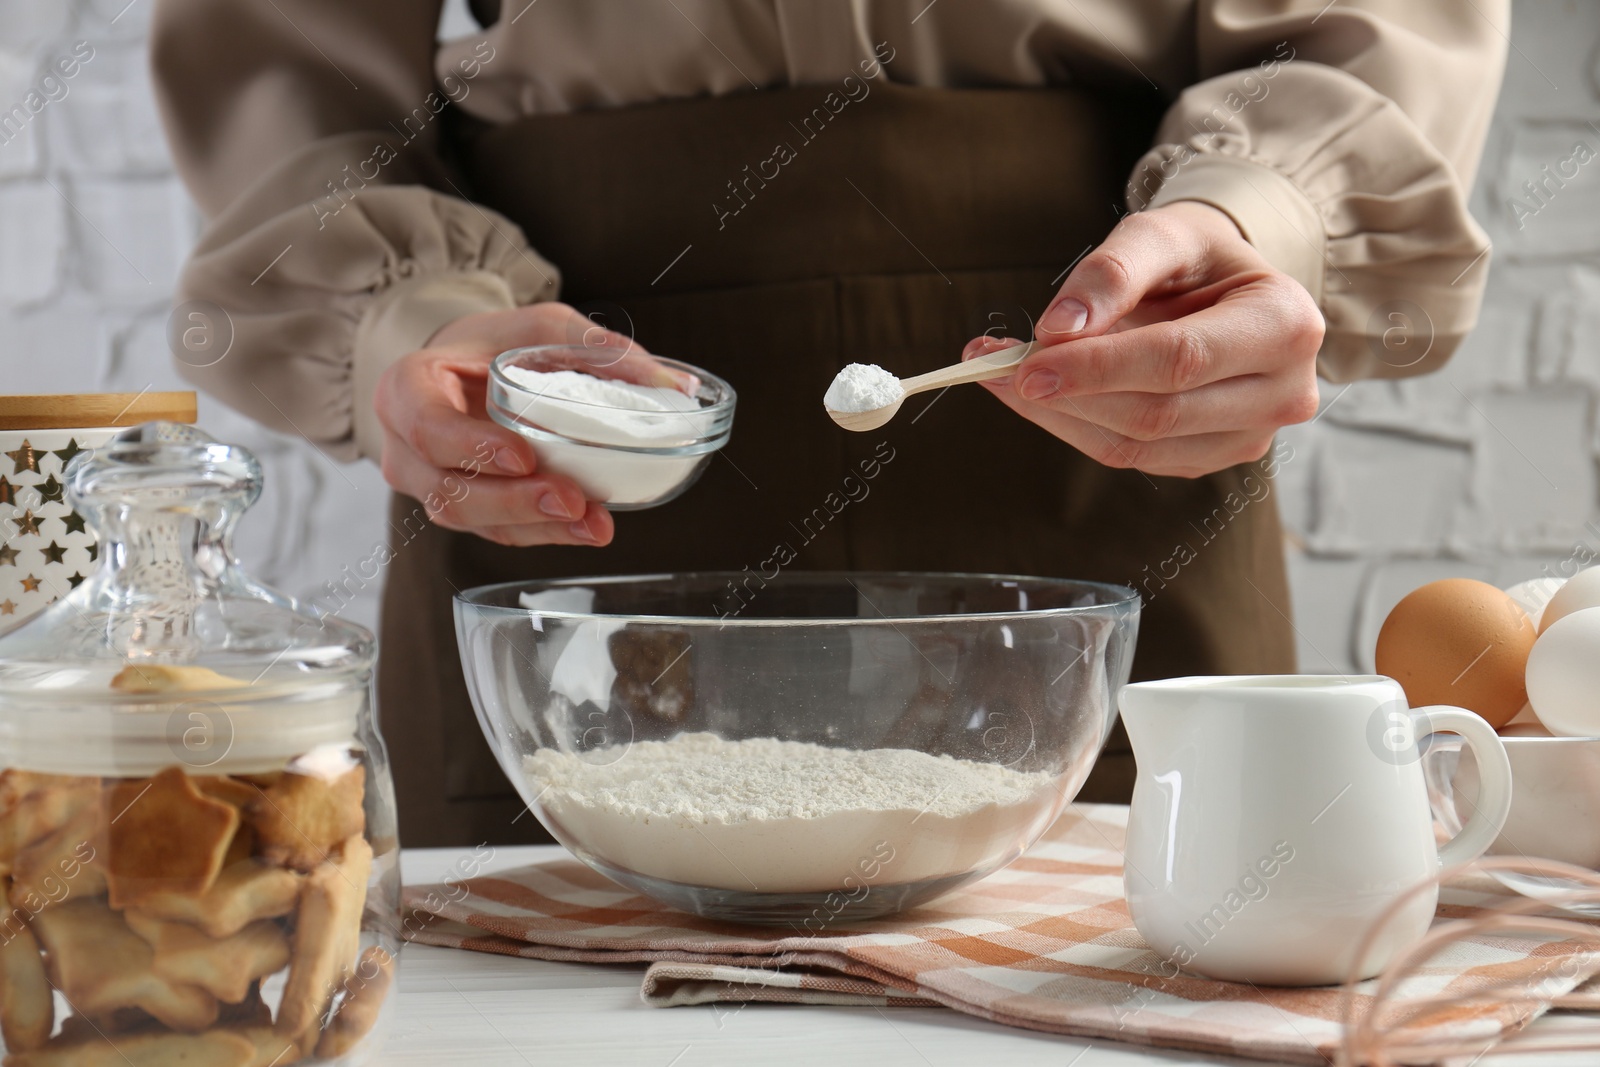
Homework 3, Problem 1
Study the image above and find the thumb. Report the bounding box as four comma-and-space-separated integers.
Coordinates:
428, 302, 601, 355
1036, 210, 1199, 345
377, 348, 539, 475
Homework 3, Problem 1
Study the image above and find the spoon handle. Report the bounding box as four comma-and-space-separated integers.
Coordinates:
899, 342, 1034, 397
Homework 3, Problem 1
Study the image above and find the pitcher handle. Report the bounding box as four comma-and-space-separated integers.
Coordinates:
1414, 706, 1513, 869
1419, 733, 1467, 836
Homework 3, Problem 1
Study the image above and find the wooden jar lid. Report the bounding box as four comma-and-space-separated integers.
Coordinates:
0, 392, 198, 431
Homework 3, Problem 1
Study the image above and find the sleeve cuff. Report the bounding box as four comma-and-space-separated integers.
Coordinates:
1143, 153, 1484, 382
1145, 154, 1327, 314
351, 269, 535, 462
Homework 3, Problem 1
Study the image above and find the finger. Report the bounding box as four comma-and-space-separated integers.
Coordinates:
1037, 211, 1204, 343
376, 355, 539, 475
961, 334, 1028, 387
428, 301, 689, 385
479, 523, 592, 548
491, 322, 697, 395
379, 431, 590, 527
566, 326, 701, 394
961, 334, 1025, 361
979, 378, 1276, 478
481, 508, 616, 548
1059, 372, 1321, 443
566, 506, 614, 546
1015, 276, 1313, 401
546, 308, 651, 365
505, 304, 690, 389
440, 302, 600, 355
588, 347, 701, 393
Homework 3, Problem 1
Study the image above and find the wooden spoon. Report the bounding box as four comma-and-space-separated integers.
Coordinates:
826, 342, 1035, 432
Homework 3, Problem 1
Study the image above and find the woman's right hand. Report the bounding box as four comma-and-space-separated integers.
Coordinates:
371, 302, 629, 548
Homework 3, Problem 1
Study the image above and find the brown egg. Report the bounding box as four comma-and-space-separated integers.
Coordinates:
1374, 578, 1536, 728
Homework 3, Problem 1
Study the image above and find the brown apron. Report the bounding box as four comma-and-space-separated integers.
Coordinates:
380, 82, 1297, 848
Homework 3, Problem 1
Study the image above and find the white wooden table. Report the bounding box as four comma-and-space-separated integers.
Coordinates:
388, 846, 1593, 1067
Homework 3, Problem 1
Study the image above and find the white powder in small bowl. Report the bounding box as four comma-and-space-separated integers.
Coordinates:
498, 366, 719, 505
824, 363, 902, 413
524, 732, 1059, 893
500, 367, 709, 447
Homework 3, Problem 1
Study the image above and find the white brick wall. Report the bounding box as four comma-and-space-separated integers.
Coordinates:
0, 0, 392, 631
1, 1, 1593, 662
1278, 1, 1600, 673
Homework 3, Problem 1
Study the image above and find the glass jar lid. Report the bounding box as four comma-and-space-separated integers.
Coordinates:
0, 422, 373, 774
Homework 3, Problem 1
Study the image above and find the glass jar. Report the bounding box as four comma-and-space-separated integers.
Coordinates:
0, 423, 399, 1065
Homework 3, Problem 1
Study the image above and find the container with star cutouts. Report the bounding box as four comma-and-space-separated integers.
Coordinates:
0, 392, 197, 632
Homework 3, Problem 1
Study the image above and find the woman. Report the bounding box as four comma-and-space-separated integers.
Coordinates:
152, 1, 1506, 846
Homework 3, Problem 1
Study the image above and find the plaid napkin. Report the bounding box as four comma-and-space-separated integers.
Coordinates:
402, 805, 1600, 1065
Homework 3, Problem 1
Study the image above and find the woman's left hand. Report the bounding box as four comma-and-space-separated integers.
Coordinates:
963, 201, 1324, 479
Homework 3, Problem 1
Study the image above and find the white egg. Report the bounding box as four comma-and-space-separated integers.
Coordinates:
1526, 606, 1600, 737
1504, 576, 1566, 629
1540, 567, 1600, 633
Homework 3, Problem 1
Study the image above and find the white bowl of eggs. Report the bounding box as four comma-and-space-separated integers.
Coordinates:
1378, 569, 1600, 912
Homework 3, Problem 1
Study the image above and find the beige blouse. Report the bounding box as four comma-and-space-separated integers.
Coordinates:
151, 0, 1508, 461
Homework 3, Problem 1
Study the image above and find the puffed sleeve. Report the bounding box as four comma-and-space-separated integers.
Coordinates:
151, 0, 559, 461
1126, 0, 1508, 382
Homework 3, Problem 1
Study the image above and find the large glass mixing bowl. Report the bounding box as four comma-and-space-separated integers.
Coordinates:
455, 573, 1139, 924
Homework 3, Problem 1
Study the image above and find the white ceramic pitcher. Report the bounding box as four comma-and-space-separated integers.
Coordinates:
1120, 675, 1513, 986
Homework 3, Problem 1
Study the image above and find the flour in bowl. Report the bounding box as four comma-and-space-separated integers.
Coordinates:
524, 732, 1059, 893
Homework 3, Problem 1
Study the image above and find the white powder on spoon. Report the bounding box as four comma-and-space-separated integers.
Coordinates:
824, 363, 902, 413
525, 732, 1058, 894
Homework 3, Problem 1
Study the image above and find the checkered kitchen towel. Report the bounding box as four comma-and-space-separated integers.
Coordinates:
402, 805, 1600, 1065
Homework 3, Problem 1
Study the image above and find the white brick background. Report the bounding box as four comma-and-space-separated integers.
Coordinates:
1275, 1, 1600, 673
0, 1, 1594, 663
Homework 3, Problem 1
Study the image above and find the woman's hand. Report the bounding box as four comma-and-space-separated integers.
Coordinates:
373, 302, 660, 548
964, 201, 1324, 479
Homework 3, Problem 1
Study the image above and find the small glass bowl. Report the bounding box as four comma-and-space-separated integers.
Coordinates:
487, 345, 735, 511
454, 572, 1140, 924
